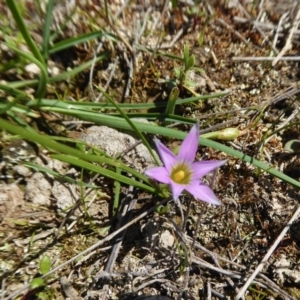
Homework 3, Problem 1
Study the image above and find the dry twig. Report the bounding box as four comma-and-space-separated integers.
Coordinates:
104, 186, 137, 273
4, 197, 171, 300
273, 3, 300, 66
232, 56, 300, 61
235, 205, 300, 300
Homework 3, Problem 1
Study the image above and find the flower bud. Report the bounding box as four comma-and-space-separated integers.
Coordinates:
217, 128, 240, 141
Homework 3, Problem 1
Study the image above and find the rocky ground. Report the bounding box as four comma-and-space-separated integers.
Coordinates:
1, 0, 300, 299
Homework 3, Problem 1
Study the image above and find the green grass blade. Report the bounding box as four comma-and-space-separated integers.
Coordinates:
24, 162, 100, 188
5, 110, 37, 131
4, 79, 37, 90
113, 165, 121, 216
166, 87, 179, 116
0, 117, 155, 189
50, 54, 108, 82
49, 32, 118, 54
25, 91, 228, 111
6, 0, 47, 98
0, 84, 29, 97
5, 44, 48, 98
200, 138, 300, 189
41, 0, 55, 62
0, 101, 40, 118
51, 154, 156, 193
6, 0, 45, 65
31, 110, 300, 189
5, 54, 107, 90
37, 103, 198, 123
95, 86, 160, 165
0, 95, 24, 114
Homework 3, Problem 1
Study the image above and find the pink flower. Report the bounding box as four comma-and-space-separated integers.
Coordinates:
145, 123, 226, 205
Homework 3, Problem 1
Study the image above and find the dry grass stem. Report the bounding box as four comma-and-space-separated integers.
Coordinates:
235, 205, 300, 299
272, 3, 300, 65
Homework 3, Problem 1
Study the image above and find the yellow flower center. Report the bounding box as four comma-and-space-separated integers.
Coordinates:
173, 170, 185, 182
170, 163, 192, 185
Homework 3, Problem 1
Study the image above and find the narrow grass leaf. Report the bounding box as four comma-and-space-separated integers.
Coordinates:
0, 117, 153, 186
113, 165, 121, 216
5, 44, 48, 98
29, 111, 300, 190
5, 54, 107, 90
49, 32, 118, 54
24, 162, 101, 188
0, 95, 24, 114
95, 86, 160, 165
165, 87, 179, 119
0, 84, 29, 98
26, 91, 229, 110
53, 154, 156, 193
41, 0, 55, 61
6, 0, 45, 65
0, 102, 40, 118
6, 0, 47, 98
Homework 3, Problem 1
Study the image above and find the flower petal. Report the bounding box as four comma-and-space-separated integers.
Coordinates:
185, 180, 222, 205
191, 160, 227, 179
154, 137, 176, 172
145, 166, 170, 184
169, 181, 185, 201
178, 123, 200, 162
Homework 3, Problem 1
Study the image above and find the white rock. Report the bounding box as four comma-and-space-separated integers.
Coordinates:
82, 126, 157, 173
52, 181, 78, 212
25, 63, 40, 75
13, 165, 32, 178
159, 230, 174, 248
273, 255, 300, 285
25, 172, 52, 206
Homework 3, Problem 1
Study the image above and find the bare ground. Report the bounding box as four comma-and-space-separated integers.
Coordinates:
1, 0, 300, 299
